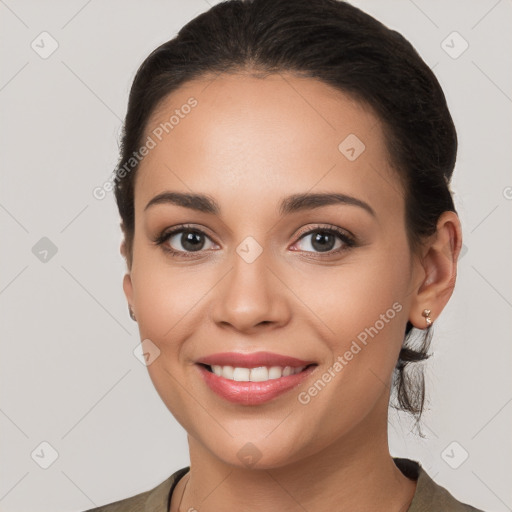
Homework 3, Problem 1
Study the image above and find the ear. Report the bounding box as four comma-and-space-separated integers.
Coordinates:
123, 272, 134, 308
120, 239, 134, 307
409, 211, 463, 328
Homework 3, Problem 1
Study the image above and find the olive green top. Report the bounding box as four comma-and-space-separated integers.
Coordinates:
83, 458, 485, 512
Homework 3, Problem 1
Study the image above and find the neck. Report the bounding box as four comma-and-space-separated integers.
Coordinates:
171, 402, 416, 512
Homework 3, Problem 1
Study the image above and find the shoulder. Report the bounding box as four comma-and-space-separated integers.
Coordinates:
394, 458, 487, 512
81, 467, 189, 512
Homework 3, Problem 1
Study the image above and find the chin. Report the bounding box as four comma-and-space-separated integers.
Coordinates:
194, 430, 316, 471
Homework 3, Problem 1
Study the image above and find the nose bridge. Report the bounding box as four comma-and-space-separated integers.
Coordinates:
212, 239, 287, 331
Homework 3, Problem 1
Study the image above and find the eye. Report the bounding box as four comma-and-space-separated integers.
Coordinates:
154, 223, 356, 259
154, 225, 217, 257
291, 225, 356, 255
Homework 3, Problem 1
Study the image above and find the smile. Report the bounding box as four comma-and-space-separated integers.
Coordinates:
207, 364, 307, 381
195, 352, 318, 405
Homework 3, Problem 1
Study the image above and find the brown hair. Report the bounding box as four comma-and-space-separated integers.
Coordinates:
113, 0, 458, 422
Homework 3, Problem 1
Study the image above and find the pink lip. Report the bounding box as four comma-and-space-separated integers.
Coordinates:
197, 365, 316, 405
195, 351, 317, 405
197, 351, 315, 368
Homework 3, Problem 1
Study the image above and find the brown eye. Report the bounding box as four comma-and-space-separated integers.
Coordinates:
165, 229, 215, 253
154, 225, 219, 257
294, 228, 354, 254
304, 231, 338, 252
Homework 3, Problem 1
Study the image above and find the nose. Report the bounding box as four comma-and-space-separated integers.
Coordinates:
211, 249, 291, 334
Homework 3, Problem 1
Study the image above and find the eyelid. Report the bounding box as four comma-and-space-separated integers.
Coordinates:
293, 223, 355, 241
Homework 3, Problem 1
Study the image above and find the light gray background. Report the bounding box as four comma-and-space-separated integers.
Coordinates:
1, 1, 511, 511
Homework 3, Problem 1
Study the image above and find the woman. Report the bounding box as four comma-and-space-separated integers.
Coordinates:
85, 0, 485, 510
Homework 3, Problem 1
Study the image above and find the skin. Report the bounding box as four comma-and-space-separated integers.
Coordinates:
121, 72, 462, 512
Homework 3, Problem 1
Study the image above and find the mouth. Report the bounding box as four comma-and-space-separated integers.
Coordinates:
199, 363, 315, 382
195, 352, 318, 405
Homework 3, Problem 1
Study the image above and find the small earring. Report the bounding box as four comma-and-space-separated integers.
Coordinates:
422, 309, 432, 328
128, 305, 136, 321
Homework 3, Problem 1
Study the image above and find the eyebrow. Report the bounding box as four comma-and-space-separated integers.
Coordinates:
144, 191, 376, 217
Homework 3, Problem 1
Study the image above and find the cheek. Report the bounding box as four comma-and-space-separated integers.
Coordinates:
304, 250, 409, 339
130, 255, 211, 431
288, 257, 410, 443
135, 274, 176, 329
130, 237, 209, 338
300, 247, 411, 384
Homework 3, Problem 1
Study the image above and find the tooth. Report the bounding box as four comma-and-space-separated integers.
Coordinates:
221, 365, 234, 379
268, 366, 283, 379
208, 365, 306, 381
211, 365, 222, 376
233, 367, 251, 381
250, 366, 269, 382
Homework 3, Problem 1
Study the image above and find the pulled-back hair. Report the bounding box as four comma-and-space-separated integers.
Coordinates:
114, 0, 458, 422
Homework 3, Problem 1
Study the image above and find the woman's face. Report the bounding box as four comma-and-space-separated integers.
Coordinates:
123, 73, 423, 468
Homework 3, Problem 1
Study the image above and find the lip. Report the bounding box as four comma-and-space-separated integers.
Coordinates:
197, 365, 316, 405
195, 351, 317, 405
196, 351, 315, 368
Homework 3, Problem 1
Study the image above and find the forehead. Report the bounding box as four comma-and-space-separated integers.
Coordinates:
135, 73, 403, 220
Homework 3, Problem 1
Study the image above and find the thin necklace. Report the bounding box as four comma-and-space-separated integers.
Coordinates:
176, 473, 190, 512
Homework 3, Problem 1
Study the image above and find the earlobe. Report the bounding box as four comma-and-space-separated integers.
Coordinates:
408, 211, 462, 330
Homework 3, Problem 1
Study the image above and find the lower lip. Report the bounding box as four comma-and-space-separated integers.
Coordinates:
197, 364, 316, 405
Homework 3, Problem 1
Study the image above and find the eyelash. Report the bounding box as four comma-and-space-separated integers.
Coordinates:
152, 223, 357, 259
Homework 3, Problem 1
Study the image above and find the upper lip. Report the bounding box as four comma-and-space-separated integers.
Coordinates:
196, 351, 316, 369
